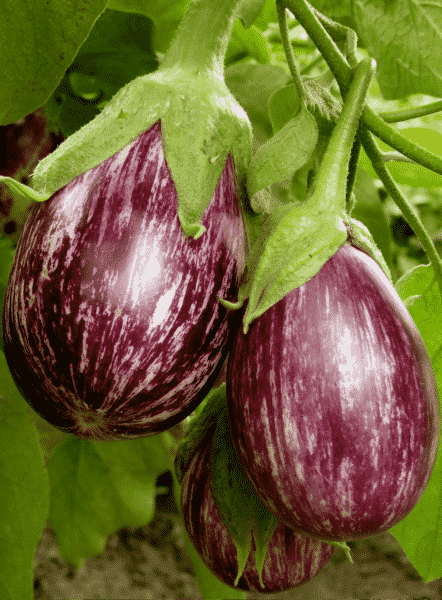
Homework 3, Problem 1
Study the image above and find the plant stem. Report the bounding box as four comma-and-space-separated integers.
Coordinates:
380, 100, 442, 123
283, 0, 442, 176
284, 0, 351, 91
159, 0, 240, 78
360, 126, 442, 300
276, 0, 305, 104
311, 58, 374, 214
310, 5, 358, 68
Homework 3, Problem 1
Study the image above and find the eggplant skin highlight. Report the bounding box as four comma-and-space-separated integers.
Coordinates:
3, 121, 247, 441
181, 438, 335, 593
227, 243, 440, 541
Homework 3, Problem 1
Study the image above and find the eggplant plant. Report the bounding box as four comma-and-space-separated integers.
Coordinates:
2, 0, 442, 598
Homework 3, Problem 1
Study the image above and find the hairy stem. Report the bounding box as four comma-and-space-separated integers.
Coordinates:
160, 0, 240, 77
380, 100, 442, 123
284, 0, 442, 176
276, 0, 305, 104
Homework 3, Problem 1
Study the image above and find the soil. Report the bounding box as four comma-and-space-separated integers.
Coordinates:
34, 473, 442, 600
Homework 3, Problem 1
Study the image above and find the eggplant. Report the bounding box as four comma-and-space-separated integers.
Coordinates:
180, 437, 335, 593
227, 243, 440, 541
2, 121, 247, 440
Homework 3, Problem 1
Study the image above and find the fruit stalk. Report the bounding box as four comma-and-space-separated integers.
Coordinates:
160, 0, 240, 75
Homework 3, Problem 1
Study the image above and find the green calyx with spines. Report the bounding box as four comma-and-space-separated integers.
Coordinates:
0, 0, 252, 239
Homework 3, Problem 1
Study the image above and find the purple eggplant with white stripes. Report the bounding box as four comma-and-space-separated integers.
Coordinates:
181, 435, 335, 592
227, 243, 439, 541
2, 121, 247, 440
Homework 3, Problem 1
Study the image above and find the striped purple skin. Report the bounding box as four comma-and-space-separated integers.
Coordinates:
227, 243, 440, 541
2, 121, 247, 441
180, 438, 335, 592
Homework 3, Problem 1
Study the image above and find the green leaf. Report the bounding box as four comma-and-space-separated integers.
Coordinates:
395, 264, 442, 367
225, 62, 290, 144
252, 0, 278, 30
0, 0, 109, 125
355, 1, 442, 99
47, 433, 172, 569
73, 10, 158, 87
236, 0, 267, 29
268, 84, 301, 134
106, 0, 188, 53
0, 351, 50, 600
44, 9, 159, 137
246, 104, 318, 205
226, 20, 271, 65
390, 263, 442, 582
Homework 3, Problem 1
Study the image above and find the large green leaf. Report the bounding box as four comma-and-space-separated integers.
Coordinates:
45, 9, 159, 137
48, 433, 173, 569
225, 62, 290, 144
0, 0, 108, 125
354, 0, 442, 99
106, 0, 189, 52
391, 264, 442, 582
0, 352, 50, 600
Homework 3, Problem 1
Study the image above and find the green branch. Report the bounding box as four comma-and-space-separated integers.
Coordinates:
283, 0, 442, 176
160, 0, 240, 75
380, 100, 442, 123
276, 0, 305, 104
360, 126, 442, 300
